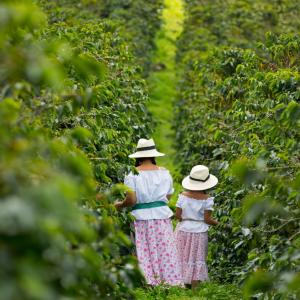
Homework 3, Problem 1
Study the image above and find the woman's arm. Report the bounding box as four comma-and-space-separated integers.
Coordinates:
204, 210, 219, 225
175, 207, 182, 221
115, 191, 137, 210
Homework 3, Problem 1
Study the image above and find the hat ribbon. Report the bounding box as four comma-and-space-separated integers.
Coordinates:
189, 174, 210, 182
136, 145, 156, 151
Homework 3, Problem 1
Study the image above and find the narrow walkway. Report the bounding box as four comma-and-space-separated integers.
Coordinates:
147, 0, 184, 178
141, 1, 242, 298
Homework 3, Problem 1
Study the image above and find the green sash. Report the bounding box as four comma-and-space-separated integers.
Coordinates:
132, 201, 167, 210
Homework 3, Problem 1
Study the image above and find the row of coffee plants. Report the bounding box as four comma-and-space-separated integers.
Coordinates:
41, 0, 164, 76
175, 0, 300, 298
98, 0, 164, 76
0, 0, 162, 299
177, 0, 300, 62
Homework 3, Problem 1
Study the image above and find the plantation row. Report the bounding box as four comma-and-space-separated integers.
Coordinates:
175, 0, 300, 298
0, 0, 163, 299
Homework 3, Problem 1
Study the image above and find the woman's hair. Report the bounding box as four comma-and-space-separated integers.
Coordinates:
135, 157, 156, 167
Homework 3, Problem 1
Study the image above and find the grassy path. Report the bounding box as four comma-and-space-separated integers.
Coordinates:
147, 0, 184, 175
140, 1, 243, 299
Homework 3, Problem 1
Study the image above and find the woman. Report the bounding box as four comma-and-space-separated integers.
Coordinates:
115, 138, 182, 286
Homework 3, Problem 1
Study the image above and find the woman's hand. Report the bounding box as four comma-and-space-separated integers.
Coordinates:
114, 201, 123, 210
114, 191, 136, 210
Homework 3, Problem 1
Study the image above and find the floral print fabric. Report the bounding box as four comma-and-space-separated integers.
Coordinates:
134, 219, 183, 286
175, 229, 209, 284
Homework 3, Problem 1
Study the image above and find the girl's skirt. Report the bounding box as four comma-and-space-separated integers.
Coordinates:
175, 229, 209, 284
134, 219, 183, 286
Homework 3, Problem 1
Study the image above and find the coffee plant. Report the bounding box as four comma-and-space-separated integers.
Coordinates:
0, 0, 162, 299
175, 1, 300, 298
98, 0, 164, 76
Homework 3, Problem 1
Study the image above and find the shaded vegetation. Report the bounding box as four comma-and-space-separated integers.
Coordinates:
0, 0, 162, 298
175, 0, 300, 298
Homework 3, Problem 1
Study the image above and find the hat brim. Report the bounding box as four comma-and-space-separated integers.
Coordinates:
129, 150, 165, 158
182, 174, 218, 191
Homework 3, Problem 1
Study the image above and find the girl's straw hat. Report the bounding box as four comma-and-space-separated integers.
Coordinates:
129, 138, 165, 158
182, 165, 218, 191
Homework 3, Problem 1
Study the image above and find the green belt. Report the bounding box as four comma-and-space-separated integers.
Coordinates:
132, 201, 167, 210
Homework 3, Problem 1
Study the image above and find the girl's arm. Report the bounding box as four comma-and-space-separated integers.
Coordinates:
204, 210, 219, 226
175, 207, 182, 221
115, 191, 137, 210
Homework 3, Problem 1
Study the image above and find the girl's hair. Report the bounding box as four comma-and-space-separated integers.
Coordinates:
184, 188, 208, 193
135, 157, 156, 167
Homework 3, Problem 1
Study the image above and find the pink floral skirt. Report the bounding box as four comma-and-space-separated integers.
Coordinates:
175, 229, 209, 284
134, 219, 183, 286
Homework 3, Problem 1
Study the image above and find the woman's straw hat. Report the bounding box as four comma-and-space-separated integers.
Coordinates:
129, 138, 165, 158
182, 165, 218, 191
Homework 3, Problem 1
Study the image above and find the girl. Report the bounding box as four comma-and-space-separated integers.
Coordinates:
175, 165, 219, 289
115, 138, 182, 286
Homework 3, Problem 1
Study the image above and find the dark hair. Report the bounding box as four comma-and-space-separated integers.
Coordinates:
135, 157, 156, 167
184, 188, 207, 193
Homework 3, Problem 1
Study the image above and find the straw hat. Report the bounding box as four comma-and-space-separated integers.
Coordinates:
182, 165, 218, 191
129, 138, 165, 158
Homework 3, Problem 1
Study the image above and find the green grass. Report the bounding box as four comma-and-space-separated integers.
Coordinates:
135, 282, 243, 300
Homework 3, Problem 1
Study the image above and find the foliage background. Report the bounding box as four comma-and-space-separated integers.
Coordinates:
0, 0, 162, 299
1, 0, 300, 299
175, 0, 300, 298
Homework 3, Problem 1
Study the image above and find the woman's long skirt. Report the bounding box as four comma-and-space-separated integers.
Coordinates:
175, 229, 209, 284
134, 219, 183, 286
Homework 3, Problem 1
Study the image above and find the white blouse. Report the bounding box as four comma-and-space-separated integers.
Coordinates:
124, 169, 174, 220
176, 194, 214, 233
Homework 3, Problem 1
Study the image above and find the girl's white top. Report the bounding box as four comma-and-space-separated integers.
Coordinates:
176, 194, 214, 233
124, 169, 174, 220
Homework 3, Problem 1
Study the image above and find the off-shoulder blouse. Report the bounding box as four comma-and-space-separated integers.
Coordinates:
124, 169, 174, 220
176, 194, 214, 233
